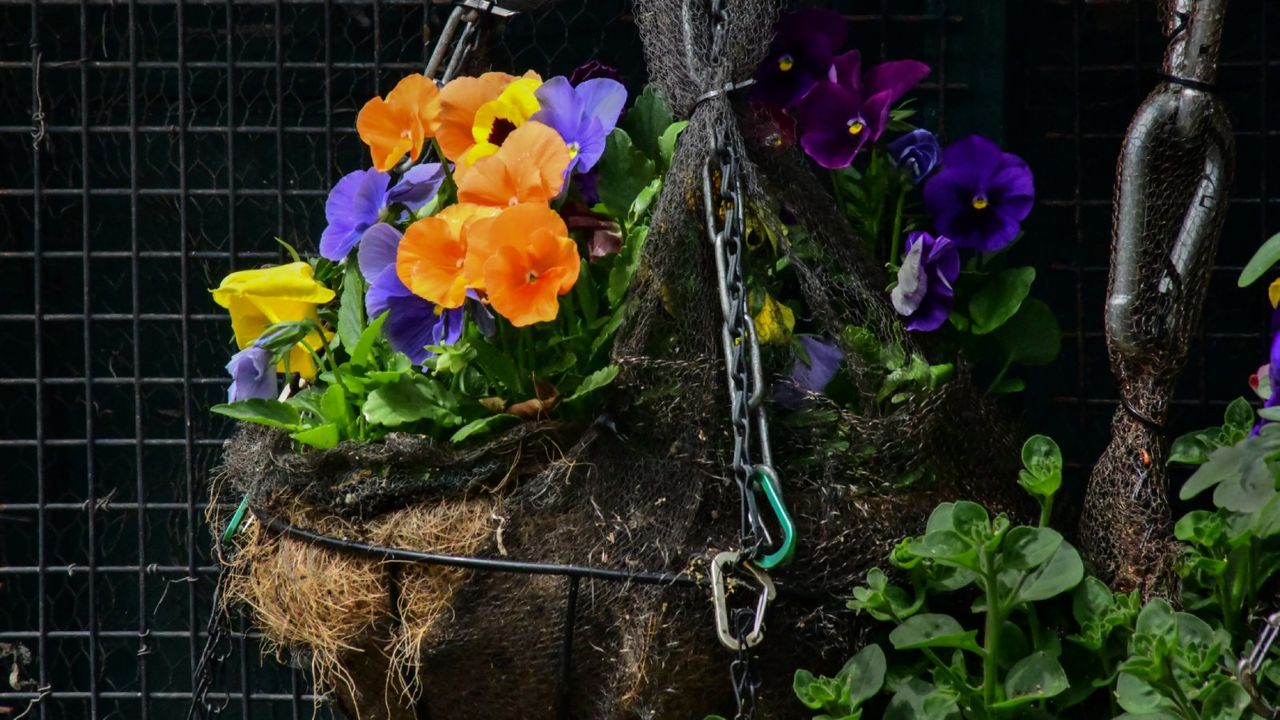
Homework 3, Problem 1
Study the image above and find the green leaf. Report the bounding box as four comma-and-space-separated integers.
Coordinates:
609, 224, 648, 308
362, 375, 463, 428
1179, 442, 1254, 500
450, 414, 520, 444
290, 423, 340, 449
1253, 492, 1280, 537
1019, 434, 1064, 498
1015, 541, 1084, 603
350, 311, 389, 368
1225, 397, 1256, 432
658, 120, 689, 170
969, 267, 1036, 335
211, 399, 301, 430
884, 678, 960, 720
888, 613, 982, 653
1174, 510, 1226, 548
1169, 430, 1215, 465
573, 261, 599, 325
1002, 527, 1064, 570
337, 267, 366, 354
1238, 231, 1280, 287
991, 298, 1061, 367
992, 651, 1069, 708
839, 644, 886, 706
319, 383, 352, 429
988, 377, 1026, 394
469, 336, 523, 395
565, 365, 620, 404
1213, 454, 1277, 513
598, 129, 657, 221
1115, 672, 1174, 714
628, 178, 662, 227
1200, 678, 1251, 720
620, 85, 674, 161
793, 669, 824, 710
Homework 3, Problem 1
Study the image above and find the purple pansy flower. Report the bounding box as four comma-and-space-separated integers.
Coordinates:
891, 231, 960, 333
888, 129, 941, 184
225, 345, 277, 402
319, 164, 446, 261
569, 60, 624, 87
751, 8, 848, 109
1251, 327, 1280, 435
773, 336, 844, 409
792, 51, 931, 169
923, 136, 1035, 253
358, 223, 464, 364
531, 76, 627, 176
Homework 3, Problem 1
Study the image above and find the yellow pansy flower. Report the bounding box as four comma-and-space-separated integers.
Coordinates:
753, 291, 796, 345
211, 262, 336, 380
463, 77, 543, 167
1269, 277, 1280, 308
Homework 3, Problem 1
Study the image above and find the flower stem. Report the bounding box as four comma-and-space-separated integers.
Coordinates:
1038, 494, 1055, 528
985, 357, 1014, 396
889, 183, 908, 267
982, 552, 1002, 707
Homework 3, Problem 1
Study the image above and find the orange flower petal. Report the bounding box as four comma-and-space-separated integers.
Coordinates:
455, 122, 571, 207
356, 97, 416, 171
463, 203, 566, 291
386, 73, 440, 139
435, 72, 517, 163
484, 246, 563, 327
397, 217, 470, 308
476, 203, 579, 327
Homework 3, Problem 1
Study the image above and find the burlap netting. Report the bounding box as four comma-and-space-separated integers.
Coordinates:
212, 1, 1025, 717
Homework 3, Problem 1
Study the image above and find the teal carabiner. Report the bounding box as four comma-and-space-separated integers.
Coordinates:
750, 465, 796, 570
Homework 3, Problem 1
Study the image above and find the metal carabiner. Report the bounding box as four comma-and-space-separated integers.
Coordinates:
1237, 611, 1280, 719
749, 465, 796, 570
711, 551, 776, 651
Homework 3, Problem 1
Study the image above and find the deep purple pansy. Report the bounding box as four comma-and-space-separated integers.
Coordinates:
225, 345, 277, 402
891, 231, 960, 333
358, 223, 464, 364
319, 164, 446, 261
923, 136, 1034, 253
751, 8, 848, 110
888, 128, 941, 184
532, 76, 627, 175
792, 50, 931, 169
569, 60, 625, 87
1252, 329, 1280, 435
773, 336, 844, 409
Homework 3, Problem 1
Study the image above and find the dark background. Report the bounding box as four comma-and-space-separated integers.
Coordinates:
0, 0, 1274, 717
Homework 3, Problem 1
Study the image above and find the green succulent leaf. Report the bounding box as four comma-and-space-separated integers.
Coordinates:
969, 266, 1036, 335
889, 613, 982, 654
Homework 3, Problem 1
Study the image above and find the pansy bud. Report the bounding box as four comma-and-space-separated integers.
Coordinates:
887, 129, 941, 184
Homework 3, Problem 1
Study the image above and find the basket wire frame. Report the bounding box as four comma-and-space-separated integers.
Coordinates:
0, 0, 1274, 717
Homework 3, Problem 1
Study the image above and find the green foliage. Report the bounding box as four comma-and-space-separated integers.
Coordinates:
1238, 231, 1280, 287
596, 128, 656, 222
619, 84, 673, 161
793, 428, 1280, 720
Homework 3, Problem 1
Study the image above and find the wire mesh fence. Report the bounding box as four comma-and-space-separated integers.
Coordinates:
0, 0, 1274, 717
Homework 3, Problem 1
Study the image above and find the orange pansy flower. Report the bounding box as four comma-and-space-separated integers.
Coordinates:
455, 122, 571, 208
396, 203, 500, 309
467, 203, 580, 327
435, 71, 540, 166
357, 74, 440, 171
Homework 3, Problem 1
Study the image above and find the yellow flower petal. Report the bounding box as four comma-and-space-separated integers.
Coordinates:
753, 292, 795, 346
211, 261, 335, 380
471, 77, 542, 146
1269, 277, 1280, 308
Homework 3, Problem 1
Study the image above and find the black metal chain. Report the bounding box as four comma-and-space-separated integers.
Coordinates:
1236, 611, 1280, 719
187, 559, 235, 720
697, 3, 780, 718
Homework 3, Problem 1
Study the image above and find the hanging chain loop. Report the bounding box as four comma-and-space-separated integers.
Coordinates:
423, 0, 517, 85
187, 558, 235, 720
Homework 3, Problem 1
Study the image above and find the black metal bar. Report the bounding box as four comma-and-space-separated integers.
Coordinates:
252, 508, 702, 587
29, 1, 48, 717
78, 0, 101, 711
554, 575, 580, 720
129, 0, 151, 715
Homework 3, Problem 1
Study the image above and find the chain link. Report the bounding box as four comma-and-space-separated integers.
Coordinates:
187, 561, 235, 720
697, 4, 781, 717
